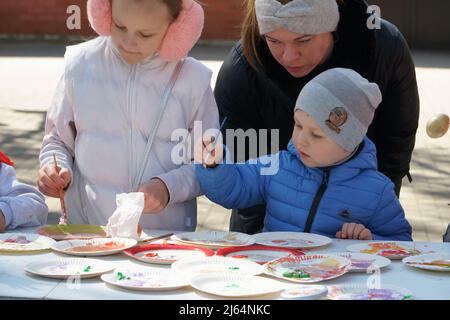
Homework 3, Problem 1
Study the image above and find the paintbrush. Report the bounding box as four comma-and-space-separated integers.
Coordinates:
139, 232, 174, 244
53, 153, 68, 225
203, 116, 228, 168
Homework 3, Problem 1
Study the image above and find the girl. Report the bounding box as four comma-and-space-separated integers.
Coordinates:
38, 0, 219, 231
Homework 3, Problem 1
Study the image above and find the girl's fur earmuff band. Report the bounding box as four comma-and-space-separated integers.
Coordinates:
86, 0, 204, 62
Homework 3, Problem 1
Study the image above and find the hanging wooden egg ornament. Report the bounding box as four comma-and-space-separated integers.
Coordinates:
426, 114, 449, 138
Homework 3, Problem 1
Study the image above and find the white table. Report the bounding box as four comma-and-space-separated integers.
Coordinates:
1, 228, 450, 300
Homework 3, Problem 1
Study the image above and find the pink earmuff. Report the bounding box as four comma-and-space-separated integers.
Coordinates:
86, 0, 204, 62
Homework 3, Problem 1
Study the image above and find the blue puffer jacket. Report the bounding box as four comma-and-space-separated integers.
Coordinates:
196, 137, 412, 241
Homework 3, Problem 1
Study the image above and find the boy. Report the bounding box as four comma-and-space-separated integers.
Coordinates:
195, 68, 412, 240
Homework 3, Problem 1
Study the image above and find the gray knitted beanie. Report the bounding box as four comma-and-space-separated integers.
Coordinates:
255, 0, 340, 35
295, 68, 382, 151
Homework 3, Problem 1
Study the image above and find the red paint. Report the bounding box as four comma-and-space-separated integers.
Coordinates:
144, 252, 159, 258
216, 245, 305, 264
231, 255, 248, 259
124, 243, 215, 260
0, 151, 14, 167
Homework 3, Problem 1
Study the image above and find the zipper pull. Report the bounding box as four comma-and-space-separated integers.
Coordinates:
322, 170, 329, 186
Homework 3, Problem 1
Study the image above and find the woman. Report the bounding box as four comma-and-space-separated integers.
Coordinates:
215, 0, 420, 234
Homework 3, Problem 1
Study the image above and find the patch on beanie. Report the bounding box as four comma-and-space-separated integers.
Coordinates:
326, 107, 348, 134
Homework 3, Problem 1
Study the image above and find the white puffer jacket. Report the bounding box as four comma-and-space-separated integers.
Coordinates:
40, 37, 219, 231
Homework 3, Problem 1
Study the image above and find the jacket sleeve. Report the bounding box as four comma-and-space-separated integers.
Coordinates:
156, 84, 220, 205
39, 71, 76, 180
368, 183, 412, 241
373, 26, 420, 184
0, 164, 48, 229
195, 155, 273, 210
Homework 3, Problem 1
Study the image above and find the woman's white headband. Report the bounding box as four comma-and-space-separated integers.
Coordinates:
255, 0, 340, 35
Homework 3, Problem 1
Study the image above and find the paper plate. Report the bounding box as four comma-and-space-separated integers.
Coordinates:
330, 252, 391, 272
253, 232, 332, 249
51, 238, 137, 257
124, 243, 215, 265
37, 224, 107, 240
171, 256, 264, 276
0, 233, 56, 253
216, 245, 304, 264
264, 254, 351, 283
172, 231, 255, 249
101, 268, 189, 291
25, 258, 115, 279
190, 274, 284, 298
280, 285, 328, 300
327, 284, 414, 300
403, 253, 450, 272
346, 242, 433, 260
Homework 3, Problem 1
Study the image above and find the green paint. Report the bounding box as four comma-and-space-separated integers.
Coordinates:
225, 283, 240, 289
282, 269, 311, 279
117, 272, 130, 281
228, 266, 240, 271
83, 266, 91, 273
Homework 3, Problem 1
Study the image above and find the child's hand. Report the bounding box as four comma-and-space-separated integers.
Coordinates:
37, 165, 71, 198
137, 178, 170, 213
336, 223, 373, 240
194, 135, 223, 168
0, 211, 5, 233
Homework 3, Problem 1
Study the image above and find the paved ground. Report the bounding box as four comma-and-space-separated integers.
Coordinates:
0, 39, 449, 242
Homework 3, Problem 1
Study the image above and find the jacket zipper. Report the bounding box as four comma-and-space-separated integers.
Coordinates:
304, 170, 329, 233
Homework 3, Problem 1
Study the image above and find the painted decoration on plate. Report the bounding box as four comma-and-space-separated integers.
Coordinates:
37, 224, 107, 240
0, 233, 55, 252
264, 254, 351, 283
253, 232, 332, 249
173, 231, 255, 248
25, 258, 114, 279
330, 252, 391, 272
280, 285, 328, 300
216, 245, 304, 264
327, 285, 414, 300
403, 253, 450, 272
124, 243, 215, 265
101, 268, 189, 291
190, 274, 283, 297
347, 242, 433, 259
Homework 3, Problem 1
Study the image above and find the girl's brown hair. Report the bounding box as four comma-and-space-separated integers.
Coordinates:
159, 0, 183, 21
130, 0, 183, 21
241, 0, 344, 70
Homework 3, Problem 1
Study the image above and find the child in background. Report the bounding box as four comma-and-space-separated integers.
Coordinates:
38, 0, 218, 230
0, 151, 47, 231
196, 68, 412, 241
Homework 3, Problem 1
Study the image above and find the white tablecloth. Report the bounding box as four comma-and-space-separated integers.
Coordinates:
1, 228, 450, 300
